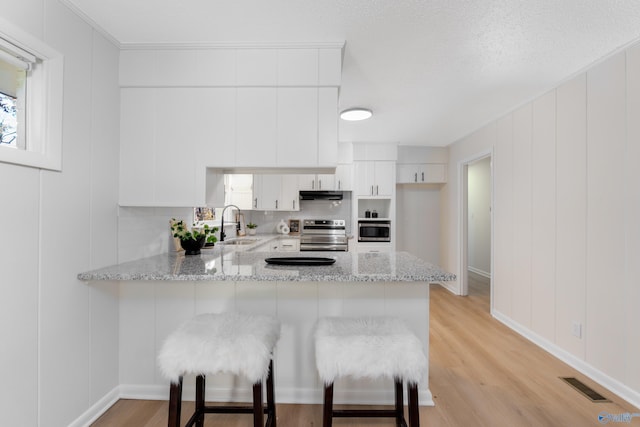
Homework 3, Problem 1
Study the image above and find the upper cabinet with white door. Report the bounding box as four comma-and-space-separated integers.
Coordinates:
396, 146, 448, 184
298, 173, 335, 191
354, 161, 396, 197
118, 45, 342, 206
352, 143, 397, 197
253, 174, 300, 211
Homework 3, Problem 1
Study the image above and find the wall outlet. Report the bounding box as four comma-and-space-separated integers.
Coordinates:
571, 321, 582, 339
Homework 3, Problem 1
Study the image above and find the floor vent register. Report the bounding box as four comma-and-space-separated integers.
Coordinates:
560, 377, 609, 402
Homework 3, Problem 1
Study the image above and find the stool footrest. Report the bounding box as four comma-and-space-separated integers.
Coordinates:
333, 408, 401, 418
203, 405, 271, 414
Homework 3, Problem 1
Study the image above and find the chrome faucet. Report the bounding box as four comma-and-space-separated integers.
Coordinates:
219, 204, 241, 242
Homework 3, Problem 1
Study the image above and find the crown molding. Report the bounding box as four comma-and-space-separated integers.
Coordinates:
59, 0, 121, 48
120, 41, 345, 51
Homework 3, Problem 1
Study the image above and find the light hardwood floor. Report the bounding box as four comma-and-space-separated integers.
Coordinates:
92, 277, 638, 426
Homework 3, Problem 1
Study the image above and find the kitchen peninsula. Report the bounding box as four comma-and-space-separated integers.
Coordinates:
78, 242, 454, 406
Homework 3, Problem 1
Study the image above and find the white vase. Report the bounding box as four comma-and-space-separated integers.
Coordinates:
248, 228, 256, 235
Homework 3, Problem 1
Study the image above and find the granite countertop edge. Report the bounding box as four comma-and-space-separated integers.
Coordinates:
77, 242, 456, 283
77, 272, 455, 282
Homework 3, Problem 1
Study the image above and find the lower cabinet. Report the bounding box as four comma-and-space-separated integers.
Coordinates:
354, 243, 393, 253
255, 238, 300, 252
277, 238, 300, 252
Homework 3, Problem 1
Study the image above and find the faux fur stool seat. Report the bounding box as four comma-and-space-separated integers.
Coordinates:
315, 316, 426, 427
158, 312, 280, 427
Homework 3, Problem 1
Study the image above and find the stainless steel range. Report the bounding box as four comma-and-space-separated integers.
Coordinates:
300, 219, 348, 251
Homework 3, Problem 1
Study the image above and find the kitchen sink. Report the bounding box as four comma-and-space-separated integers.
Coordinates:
222, 239, 259, 245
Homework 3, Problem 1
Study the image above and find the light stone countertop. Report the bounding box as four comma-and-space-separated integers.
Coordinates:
77, 235, 455, 283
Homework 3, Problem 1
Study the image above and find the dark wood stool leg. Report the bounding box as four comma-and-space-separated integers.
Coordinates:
266, 360, 276, 427
168, 377, 183, 427
323, 382, 334, 427
252, 380, 264, 427
195, 375, 205, 427
395, 378, 404, 426
408, 382, 420, 427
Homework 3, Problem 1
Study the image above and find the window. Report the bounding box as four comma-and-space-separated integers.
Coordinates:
0, 16, 63, 170
0, 58, 26, 149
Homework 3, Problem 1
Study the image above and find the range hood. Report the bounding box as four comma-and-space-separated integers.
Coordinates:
299, 191, 343, 200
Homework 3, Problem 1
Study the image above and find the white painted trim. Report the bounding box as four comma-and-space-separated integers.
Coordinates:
67, 386, 120, 427
456, 148, 494, 299
0, 16, 64, 171
468, 266, 491, 279
57, 0, 121, 48
436, 280, 460, 296
120, 41, 346, 50
492, 310, 640, 409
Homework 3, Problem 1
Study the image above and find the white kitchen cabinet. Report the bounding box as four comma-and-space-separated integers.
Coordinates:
277, 238, 300, 252
298, 174, 335, 191
354, 243, 393, 254
254, 175, 300, 211
335, 164, 352, 191
354, 161, 395, 197
280, 175, 300, 211
254, 237, 300, 252
120, 88, 230, 206
318, 88, 339, 166
119, 88, 155, 206
277, 88, 318, 167
396, 163, 447, 184
119, 88, 202, 206
237, 88, 278, 167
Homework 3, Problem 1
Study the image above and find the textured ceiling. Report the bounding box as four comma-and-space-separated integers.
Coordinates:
65, 0, 640, 146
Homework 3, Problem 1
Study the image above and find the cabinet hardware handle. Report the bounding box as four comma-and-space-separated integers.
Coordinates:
254, 198, 258, 208
422, 172, 425, 182
338, 180, 341, 190
275, 200, 278, 209
319, 180, 322, 190
371, 185, 374, 195
376, 185, 379, 195
293, 200, 296, 210
415, 172, 417, 183
312, 180, 315, 190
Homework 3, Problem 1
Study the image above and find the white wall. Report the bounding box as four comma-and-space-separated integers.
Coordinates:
467, 157, 491, 276
0, 1, 120, 426
396, 185, 441, 264
442, 47, 640, 406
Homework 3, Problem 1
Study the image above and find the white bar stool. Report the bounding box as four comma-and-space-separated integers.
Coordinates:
315, 316, 427, 427
158, 312, 280, 427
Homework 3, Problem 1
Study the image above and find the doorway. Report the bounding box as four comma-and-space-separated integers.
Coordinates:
459, 151, 493, 309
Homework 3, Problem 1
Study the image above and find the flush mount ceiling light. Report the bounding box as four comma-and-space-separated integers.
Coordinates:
340, 108, 372, 121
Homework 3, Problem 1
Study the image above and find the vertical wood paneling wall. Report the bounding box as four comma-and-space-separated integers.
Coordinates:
443, 47, 640, 405
0, 2, 120, 426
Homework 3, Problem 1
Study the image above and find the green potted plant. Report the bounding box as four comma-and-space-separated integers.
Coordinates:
246, 222, 257, 236
171, 219, 218, 255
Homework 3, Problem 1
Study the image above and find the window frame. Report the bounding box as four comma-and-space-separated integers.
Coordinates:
0, 16, 63, 171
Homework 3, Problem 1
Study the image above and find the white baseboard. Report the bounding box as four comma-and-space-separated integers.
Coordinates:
71, 379, 435, 425
467, 266, 491, 279
119, 383, 434, 406
68, 386, 119, 427
436, 280, 460, 295
492, 310, 640, 409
